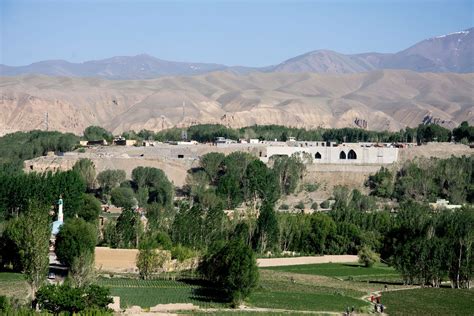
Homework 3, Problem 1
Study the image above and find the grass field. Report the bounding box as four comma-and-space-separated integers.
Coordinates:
246, 270, 370, 313
264, 262, 400, 281
0, 272, 29, 302
382, 288, 474, 316
97, 277, 227, 309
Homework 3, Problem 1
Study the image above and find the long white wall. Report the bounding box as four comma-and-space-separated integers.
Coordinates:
261, 144, 398, 164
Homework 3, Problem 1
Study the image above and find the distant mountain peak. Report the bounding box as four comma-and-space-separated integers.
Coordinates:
434, 29, 471, 39
1, 27, 472, 78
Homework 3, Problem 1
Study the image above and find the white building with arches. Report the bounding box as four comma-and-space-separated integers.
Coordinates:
261, 143, 398, 164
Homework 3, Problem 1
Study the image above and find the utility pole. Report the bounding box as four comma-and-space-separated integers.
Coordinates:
182, 100, 185, 122
44, 112, 49, 131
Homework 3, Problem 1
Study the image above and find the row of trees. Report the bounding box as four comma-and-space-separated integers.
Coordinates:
367, 156, 473, 204
0, 130, 79, 173
119, 121, 473, 144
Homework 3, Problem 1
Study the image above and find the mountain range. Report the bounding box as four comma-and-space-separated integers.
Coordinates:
1, 28, 472, 79
1, 70, 472, 136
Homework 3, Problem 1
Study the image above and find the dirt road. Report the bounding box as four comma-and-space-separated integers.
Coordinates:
257, 255, 358, 267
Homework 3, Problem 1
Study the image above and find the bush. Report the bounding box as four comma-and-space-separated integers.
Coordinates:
0, 295, 9, 313
111, 187, 137, 209
279, 203, 289, 210
171, 244, 196, 262
311, 202, 319, 210
358, 245, 380, 267
304, 183, 319, 192
295, 201, 305, 210
320, 200, 330, 209
36, 284, 112, 314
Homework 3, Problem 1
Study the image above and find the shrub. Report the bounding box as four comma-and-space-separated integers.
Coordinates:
171, 244, 196, 262
36, 284, 112, 314
304, 183, 319, 192
320, 200, 330, 209
311, 202, 319, 210
358, 245, 380, 267
0, 295, 9, 312
295, 201, 305, 210
279, 204, 290, 210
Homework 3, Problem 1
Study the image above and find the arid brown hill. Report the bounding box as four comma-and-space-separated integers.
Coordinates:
0, 70, 472, 135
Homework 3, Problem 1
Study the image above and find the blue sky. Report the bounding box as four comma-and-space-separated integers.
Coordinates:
1, 0, 473, 66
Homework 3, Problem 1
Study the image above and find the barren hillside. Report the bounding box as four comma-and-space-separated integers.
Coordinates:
0, 70, 473, 135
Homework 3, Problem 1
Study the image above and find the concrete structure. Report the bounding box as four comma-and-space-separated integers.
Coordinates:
261, 143, 398, 164
429, 199, 462, 210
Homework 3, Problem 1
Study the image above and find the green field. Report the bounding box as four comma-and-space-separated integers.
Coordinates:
245, 270, 369, 313
264, 262, 400, 281
97, 277, 227, 309
0, 272, 29, 302
382, 288, 474, 316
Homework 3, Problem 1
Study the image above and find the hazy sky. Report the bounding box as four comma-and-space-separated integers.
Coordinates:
1, 0, 473, 66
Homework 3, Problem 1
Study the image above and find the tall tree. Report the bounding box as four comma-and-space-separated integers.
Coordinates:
97, 169, 126, 197
55, 218, 97, 267
72, 158, 96, 191
199, 240, 259, 304
255, 202, 279, 253
19, 204, 50, 297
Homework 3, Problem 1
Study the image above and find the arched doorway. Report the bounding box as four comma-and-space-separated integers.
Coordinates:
348, 149, 357, 160
339, 151, 346, 159
315, 152, 321, 159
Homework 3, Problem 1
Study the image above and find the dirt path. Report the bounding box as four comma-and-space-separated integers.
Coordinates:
257, 255, 358, 267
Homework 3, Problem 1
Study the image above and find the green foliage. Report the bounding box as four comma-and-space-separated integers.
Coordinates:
171, 244, 196, 262
382, 288, 473, 316
0, 203, 50, 293
200, 152, 225, 184
97, 169, 126, 196
172, 200, 225, 250
199, 240, 259, 304
0, 295, 9, 313
131, 167, 174, 207
114, 208, 142, 249
69, 251, 96, 288
136, 236, 167, 280
36, 284, 112, 314
452, 121, 474, 143
73, 158, 97, 190
416, 124, 451, 143
272, 154, 305, 195
394, 156, 473, 204
387, 203, 474, 288
255, 202, 279, 253
295, 201, 305, 210
279, 203, 289, 210
357, 245, 380, 267
187, 124, 239, 143
366, 167, 394, 198
83, 126, 113, 142
304, 183, 319, 192
110, 187, 136, 209
0, 170, 85, 220
320, 200, 330, 209
55, 218, 97, 266
79, 194, 101, 222
0, 130, 79, 172
97, 278, 225, 309
310, 202, 319, 210
146, 203, 175, 232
